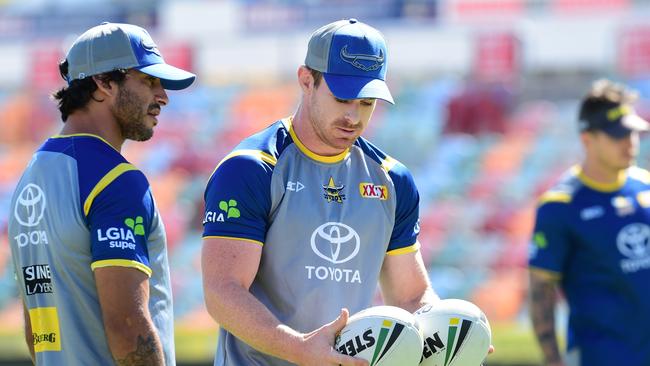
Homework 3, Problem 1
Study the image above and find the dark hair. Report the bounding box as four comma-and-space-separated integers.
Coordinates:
52, 60, 128, 121
305, 66, 323, 88
579, 79, 638, 126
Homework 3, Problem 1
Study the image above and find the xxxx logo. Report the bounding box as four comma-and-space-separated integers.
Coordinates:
359, 183, 388, 200
124, 216, 145, 236
219, 199, 240, 219
444, 318, 473, 366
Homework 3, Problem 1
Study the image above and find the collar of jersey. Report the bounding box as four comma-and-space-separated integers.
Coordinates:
574, 165, 627, 192
51, 133, 119, 153
284, 117, 349, 164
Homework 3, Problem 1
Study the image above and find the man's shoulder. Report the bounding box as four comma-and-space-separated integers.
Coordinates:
627, 166, 650, 185
537, 168, 582, 207
225, 119, 291, 165
354, 137, 410, 175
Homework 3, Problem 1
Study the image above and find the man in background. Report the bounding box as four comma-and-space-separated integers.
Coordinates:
8, 22, 195, 365
201, 18, 438, 365
529, 79, 650, 366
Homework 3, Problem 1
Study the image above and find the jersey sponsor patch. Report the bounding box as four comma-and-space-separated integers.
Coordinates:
29, 307, 61, 352
95, 216, 145, 251
23, 264, 53, 295
305, 222, 362, 283
359, 183, 388, 200
203, 199, 241, 224
580, 206, 604, 221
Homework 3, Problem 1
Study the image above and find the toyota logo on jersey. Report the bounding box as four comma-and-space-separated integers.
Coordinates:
311, 222, 360, 264
14, 183, 46, 227
617, 223, 650, 273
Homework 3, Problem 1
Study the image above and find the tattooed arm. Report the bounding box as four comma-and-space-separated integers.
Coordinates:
95, 267, 164, 365
529, 270, 565, 366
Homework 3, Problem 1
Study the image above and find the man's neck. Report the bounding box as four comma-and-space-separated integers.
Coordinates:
291, 106, 345, 157
580, 160, 625, 185
61, 111, 124, 152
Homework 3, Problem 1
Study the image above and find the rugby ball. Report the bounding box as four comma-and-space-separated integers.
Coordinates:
335, 305, 424, 366
414, 299, 491, 366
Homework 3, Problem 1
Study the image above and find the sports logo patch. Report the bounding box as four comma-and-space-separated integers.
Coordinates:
340, 45, 385, 72
323, 177, 346, 203
612, 196, 635, 216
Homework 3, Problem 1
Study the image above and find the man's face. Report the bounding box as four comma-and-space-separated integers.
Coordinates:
305, 75, 377, 154
112, 70, 168, 142
588, 130, 640, 171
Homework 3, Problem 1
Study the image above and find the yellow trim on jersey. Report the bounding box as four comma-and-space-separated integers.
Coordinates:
286, 116, 350, 164
29, 307, 61, 352
538, 191, 572, 205
51, 133, 119, 153
83, 163, 138, 216
203, 236, 264, 247
208, 150, 278, 183
381, 156, 398, 172
387, 241, 420, 256
91, 259, 153, 277
575, 165, 626, 192
529, 267, 562, 281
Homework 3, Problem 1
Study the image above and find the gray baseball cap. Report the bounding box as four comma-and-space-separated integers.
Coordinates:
65, 22, 195, 90
305, 18, 394, 104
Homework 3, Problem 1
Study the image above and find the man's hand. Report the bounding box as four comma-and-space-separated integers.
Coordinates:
295, 308, 369, 366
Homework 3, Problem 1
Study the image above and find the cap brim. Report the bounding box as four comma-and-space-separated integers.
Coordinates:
137, 63, 196, 90
323, 73, 394, 104
601, 114, 649, 138
621, 114, 650, 132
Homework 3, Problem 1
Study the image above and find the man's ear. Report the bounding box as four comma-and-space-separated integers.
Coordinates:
92, 75, 117, 98
297, 66, 314, 95
580, 131, 592, 150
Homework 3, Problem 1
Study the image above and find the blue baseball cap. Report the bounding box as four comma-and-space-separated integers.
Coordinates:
305, 18, 394, 104
65, 22, 196, 90
579, 104, 649, 139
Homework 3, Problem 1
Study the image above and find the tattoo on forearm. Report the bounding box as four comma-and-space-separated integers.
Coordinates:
115, 335, 162, 366
530, 276, 562, 364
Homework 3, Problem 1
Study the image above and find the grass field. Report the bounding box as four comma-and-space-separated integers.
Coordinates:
0, 322, 544, 365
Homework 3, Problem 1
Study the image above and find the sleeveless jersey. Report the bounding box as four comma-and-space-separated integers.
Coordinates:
203, 118, 421, 366
529, 166, 650, 366
8, 134, 175, 365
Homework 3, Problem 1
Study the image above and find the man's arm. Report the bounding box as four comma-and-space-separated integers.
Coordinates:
94, 267, 164, 366
21, 301, 35, 364
378, 245, 439, 312
201, 237, 368, 366
529, 270, 565, 366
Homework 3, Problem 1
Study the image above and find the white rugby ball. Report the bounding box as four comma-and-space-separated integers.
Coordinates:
414, 299, 491, 366
335, 305, 424, 366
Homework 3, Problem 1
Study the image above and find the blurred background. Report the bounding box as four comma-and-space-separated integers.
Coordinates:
1, 0, 650, 365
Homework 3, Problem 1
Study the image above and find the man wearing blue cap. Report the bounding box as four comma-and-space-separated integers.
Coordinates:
8, 22, 195, 365
529, 79, 650, 366
201, 19, 438, 365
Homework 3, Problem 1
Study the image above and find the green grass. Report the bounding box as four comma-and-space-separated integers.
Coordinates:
487, 323, 543, 365
0, 322, 544, 365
